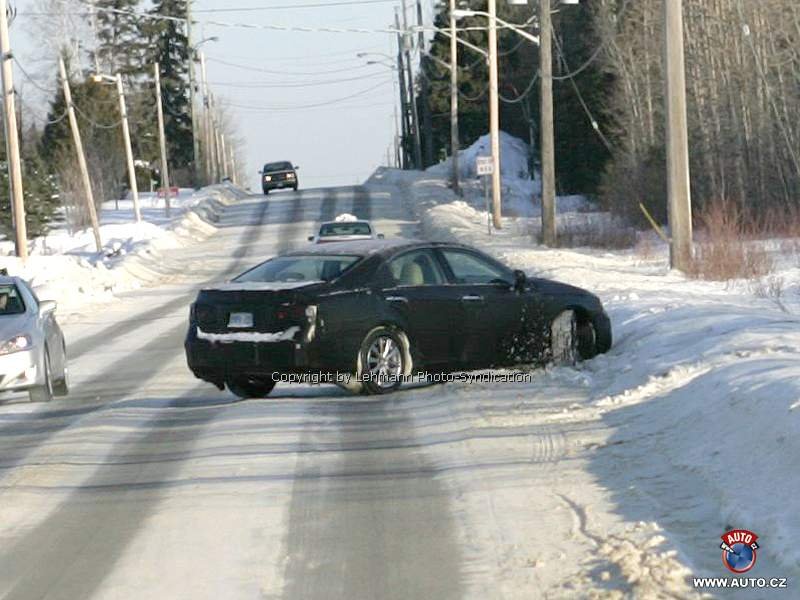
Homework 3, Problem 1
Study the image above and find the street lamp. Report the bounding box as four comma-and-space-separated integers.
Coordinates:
363, 59, 403, 172
92, 72, 141, 223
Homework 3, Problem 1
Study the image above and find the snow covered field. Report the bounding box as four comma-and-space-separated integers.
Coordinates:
371, 150, 800, 594
0, 186, 243, 311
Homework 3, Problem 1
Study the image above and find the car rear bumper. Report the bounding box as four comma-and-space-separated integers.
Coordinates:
185, 326, 311, 387
0, 349, 41, 393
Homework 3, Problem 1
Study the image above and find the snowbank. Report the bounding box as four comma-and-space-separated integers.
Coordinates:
377, 162, 800, 577
0, 185, 242, 311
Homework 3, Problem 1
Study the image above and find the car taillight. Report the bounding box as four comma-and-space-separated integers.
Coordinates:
276, 305, 306, 321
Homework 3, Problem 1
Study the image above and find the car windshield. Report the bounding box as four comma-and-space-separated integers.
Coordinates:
263, 162, 293, 172
235, 254, 361, 283
0, 284, 25, 315
319, 222, 372, 237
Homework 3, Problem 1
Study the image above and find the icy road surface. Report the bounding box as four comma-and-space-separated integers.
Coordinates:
1, 183, 795, 599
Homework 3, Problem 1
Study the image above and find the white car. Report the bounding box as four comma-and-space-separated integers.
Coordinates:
0, 275, 69, 402
308, 214, 384, 244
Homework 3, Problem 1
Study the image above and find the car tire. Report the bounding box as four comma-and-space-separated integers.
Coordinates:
263, 189, 270, 196
358, 327, 407, 395
550, 310, 578, 366
226, 375, 276, 399
292, 185, 298, 192
29, 349, 54, 403
576, 319, 598, 360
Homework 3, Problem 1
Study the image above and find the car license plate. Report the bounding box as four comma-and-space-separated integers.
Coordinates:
227, 312, 253, 328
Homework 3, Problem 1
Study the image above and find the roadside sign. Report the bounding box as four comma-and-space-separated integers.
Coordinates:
476, 156, 494, 176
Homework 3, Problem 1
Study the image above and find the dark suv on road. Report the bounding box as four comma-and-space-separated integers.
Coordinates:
261, 161, 299, 194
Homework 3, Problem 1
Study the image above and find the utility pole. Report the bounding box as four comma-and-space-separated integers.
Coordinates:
417, 0, 433, 167
401, 1, 422, 169
154, 62, 171, 217
488, 0, 502, 229
0, 0, 27, 260
114, 73, 141, 222
220, 131, 228, 178
213, 116, 222, 182
449, 0, 460, 195
185, 1, 200, 186
663, 0, 693, 270
540, 0, 556, 245
395, 9, 411, 170
199, 51, 213, 182
59, 57, 102, 252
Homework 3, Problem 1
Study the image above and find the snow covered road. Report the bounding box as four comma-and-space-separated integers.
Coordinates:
1, 181, 797, 599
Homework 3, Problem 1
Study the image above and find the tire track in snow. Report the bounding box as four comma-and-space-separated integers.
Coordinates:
0, 386, 232, 600
68, 198, 271, 361
0, 198, 274, 475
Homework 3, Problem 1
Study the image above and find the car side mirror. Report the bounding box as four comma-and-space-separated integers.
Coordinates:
294, 165, 300, 170
513, 269, 527, 291
39, 300, 57, 315
377, 233, 385, 239
307, 236, 315, 242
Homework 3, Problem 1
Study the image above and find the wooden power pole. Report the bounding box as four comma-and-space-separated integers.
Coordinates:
59, 57, 102, 252
114, 73, 141, 222
154, 62, 171, 217
394, 9, 411, 170
401, 1, 422, 169
417, 0, 433, 168
449, 0, 460, 195
487, 0, 502, 229
0, 0, 27, 260
540, 0, 557, 246
663, 0, 693, 270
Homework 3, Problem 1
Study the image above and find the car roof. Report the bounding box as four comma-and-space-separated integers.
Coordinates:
284, 239, 471, 258
320, 220, 371, 226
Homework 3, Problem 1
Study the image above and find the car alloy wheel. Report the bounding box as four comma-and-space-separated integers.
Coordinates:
359, 328, 406, 395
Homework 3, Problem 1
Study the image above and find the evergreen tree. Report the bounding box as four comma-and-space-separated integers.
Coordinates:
420, 0, 612, 194
145, 0, 194, 183
93, 0, 148, 80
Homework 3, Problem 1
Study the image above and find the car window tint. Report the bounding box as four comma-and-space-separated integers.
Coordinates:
319, 222, 372, 237
235, 255, 361, 283
0, 284, 26, 315
264, 162, 292, 172
388, 250, 446, 286
441, 250, 509, 284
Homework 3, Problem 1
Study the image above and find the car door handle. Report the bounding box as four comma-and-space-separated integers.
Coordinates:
461, 295, 484, 302
385, 296, 409, 304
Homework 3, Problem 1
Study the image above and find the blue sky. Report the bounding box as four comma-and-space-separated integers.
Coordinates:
14, 0, 437, 190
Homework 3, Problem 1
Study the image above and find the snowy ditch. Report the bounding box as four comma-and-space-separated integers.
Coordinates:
371, 149, 800, 588
0, 185, 243, 312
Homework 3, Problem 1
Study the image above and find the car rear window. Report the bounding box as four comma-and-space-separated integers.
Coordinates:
235, 255, 362, 283
0, 284, 26, 315
263, 162, 293, 172
319, 222, 372, 237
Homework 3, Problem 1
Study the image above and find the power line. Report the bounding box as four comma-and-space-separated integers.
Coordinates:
11, 58, 58, 95
499, 73, 539, 104
551, 26, 612, 150
193, 0, 397, 12
207, 70, 388, 89
206, 56, 377, 77
221, 79, 391, 112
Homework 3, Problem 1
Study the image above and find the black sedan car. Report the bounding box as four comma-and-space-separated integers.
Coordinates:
261, 161, 298, 194
185, 240, 611, 398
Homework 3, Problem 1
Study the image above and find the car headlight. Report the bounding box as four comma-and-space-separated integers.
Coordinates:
0, 334, 32, 356
286, 173, 295, 179
264, 175, 272, 182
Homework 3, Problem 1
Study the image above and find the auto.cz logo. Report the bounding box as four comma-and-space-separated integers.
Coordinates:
720, 529, 759, 574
